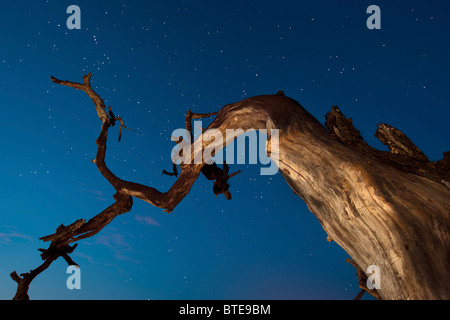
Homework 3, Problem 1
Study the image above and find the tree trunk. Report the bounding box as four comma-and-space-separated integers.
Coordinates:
195, 94, 450, 300
12, 74, 449, 300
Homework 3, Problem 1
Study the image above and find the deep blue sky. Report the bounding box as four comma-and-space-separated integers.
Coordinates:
1, 1, 449, 300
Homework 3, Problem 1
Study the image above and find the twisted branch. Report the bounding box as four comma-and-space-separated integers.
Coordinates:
11, 73, 231, 299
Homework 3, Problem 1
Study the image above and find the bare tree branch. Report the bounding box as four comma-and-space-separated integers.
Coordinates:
11, 73, 233, 299
346, 258, 381, 300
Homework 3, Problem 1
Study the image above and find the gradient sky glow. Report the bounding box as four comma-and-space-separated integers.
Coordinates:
1, 1, 449, 299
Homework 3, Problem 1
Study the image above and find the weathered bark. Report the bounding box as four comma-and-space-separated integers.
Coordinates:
11, 73, 449, 300
204, 95, 450, 299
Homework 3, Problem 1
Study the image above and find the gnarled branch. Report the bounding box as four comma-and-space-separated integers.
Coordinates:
11, 73, 235, 299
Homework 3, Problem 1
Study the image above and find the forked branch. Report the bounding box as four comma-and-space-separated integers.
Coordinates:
11, 73, 231, 299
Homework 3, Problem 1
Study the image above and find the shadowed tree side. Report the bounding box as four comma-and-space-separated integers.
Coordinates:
10, 73, 450, 300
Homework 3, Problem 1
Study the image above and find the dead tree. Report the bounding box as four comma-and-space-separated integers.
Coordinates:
10, 73, 450, 300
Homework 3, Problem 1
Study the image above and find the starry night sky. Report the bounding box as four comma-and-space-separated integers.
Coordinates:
1, 1, 449, 299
